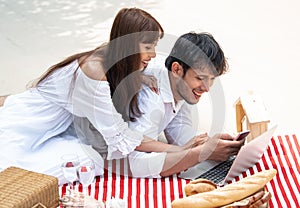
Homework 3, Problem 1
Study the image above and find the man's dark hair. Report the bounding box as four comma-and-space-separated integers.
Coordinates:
165, 32, 228, 76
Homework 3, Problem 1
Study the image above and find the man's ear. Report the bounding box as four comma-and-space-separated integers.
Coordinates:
171, 62, 184, 77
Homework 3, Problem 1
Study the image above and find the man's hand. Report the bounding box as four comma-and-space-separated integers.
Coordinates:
183, 133, 208, 150
198, 133, 245, 162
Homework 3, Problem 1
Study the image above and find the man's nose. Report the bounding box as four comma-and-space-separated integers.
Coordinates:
202, 80, 213, 92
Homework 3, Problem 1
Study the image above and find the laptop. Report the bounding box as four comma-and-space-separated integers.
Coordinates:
179, 126, 277, 185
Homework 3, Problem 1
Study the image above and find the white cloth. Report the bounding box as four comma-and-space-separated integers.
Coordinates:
0, 60, 143, 184
127, 55, 198, 177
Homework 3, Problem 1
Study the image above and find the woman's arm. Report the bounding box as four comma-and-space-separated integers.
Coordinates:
73, 61, 163, 160
135, 134, 208, 153
135, 135, 182, 153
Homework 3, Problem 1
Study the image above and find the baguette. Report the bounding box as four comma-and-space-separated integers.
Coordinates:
220, 189, 271, 208
185, 178, 217, 196
172, 169, 277, 208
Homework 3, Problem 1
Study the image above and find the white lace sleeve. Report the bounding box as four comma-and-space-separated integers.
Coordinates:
72, 69, 143, 160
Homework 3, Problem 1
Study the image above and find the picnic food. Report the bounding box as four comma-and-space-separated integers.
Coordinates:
220, 190, 272, 208
172, 169, 277, 208
65, 162, 74, 167
184, 178, 217, 196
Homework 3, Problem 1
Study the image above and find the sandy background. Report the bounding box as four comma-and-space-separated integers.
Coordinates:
1, 0, 300, 135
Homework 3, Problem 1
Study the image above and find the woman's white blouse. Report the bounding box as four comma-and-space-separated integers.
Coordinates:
0, 60, 143, 161
71, 64, 143, 159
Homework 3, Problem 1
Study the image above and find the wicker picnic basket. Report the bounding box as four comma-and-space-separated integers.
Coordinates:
0, 166, 59, 208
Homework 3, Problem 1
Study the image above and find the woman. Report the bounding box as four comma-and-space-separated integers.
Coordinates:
79, 32, 243, 179
0, 7, 166, 184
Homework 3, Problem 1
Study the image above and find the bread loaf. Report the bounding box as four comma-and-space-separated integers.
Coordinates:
172, 169, 277, 208
185, 178, 217, 196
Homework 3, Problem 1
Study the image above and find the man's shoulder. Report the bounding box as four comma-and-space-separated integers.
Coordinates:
140, 84, 162, 99
138, 85, 164, 106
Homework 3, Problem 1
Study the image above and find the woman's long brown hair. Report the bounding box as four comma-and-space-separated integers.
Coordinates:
33, 8, 164, 121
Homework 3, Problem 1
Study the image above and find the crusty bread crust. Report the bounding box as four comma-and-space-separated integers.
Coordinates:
172, 169, 277, 208
185, 178, 217, 196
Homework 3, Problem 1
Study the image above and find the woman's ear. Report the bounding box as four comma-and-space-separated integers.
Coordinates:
171, 62, 184, 77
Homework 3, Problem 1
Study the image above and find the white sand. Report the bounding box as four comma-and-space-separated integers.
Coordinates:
1, 0, 299, 135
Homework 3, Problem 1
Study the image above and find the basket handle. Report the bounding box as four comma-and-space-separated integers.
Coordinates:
31, 202, 47, 208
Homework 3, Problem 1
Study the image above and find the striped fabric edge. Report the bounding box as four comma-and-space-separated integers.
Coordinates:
59, 135, 299, 208
230, 135, 300, 208
59, 158, 189, 208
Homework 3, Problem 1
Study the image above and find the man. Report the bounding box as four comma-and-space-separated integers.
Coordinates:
127, 32, 245, 177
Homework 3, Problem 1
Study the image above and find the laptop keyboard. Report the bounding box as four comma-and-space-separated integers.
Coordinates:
196, 157, 235, 184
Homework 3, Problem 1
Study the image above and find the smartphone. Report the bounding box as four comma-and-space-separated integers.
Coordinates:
235, 130, 250, 141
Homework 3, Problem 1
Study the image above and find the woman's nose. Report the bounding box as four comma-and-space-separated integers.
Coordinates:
149, 49, 156, 58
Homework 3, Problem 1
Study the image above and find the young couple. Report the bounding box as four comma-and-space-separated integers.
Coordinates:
0, 8, 243, 184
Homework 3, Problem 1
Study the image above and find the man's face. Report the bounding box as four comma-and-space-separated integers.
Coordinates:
175, 66, 215, 105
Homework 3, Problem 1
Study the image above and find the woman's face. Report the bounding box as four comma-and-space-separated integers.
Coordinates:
139, 40, 158, 70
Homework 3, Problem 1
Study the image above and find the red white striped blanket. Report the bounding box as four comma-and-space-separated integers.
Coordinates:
59, 135, 300, 208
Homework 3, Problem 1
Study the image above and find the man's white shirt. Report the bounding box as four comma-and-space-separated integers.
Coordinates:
129, 55, 197, 146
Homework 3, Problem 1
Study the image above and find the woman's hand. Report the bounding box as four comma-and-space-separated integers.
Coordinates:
141, 74, 159, 94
